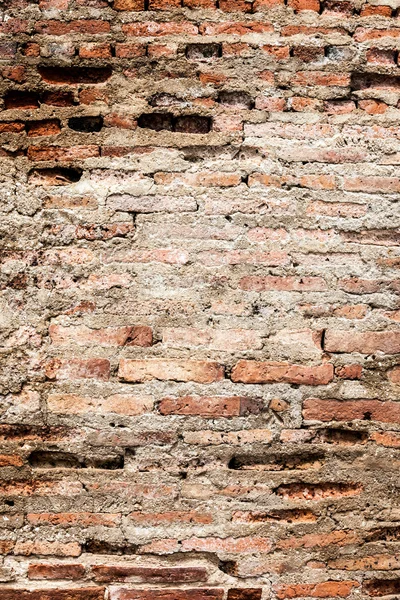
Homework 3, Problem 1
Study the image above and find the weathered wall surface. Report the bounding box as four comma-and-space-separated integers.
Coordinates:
0, 0, 400, 597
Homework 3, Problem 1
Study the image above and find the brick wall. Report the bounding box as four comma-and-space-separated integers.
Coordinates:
0, 0, 400, 597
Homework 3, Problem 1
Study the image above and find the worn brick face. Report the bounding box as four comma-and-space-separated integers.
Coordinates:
0, 0, 399, 596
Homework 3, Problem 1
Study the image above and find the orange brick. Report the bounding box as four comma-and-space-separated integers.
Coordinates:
275, 581, 359, 599
288, 0, 320, 11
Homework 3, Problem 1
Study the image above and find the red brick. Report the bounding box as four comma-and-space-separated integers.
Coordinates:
26, 120, 61, 137
290, 97, 321, 112
183, 0, 216, 5
104, 114, 137, 129
14, 541, 81, 557
335, 364, 363, 379
255, 97, 287, 111
249, 173, 335, 189
232, 509, 316, 523
371, 431, 400, 448
303, 399, 400, 423
154, 172, 240, 187
0, 426, 70, 443
288, 0, 320, 11
0, 481, 82, 496
149, 0, 181, 7
4, 91, 40, 110
28, 146, 99, 161
44, 358, 110, 381
324, 330, 400, 354
0, 541, 14, 555
219, 0, 252, 10
48, 393, 153, 415
359, 99, 388, 114
92, 565, 208, 582
0, 591, 105, 600
262, 45, 290, 59
184, 429, 272, 445
39, 0, 69, 7
255, 0, 284, 8
122, 22, 198, 35
129, 511, 212, 524
79, 43, 112, 58
28, 564, 86, 580
0, 454, 24, 467
292, 72, 350, 86
0, 122, 25, 133
199, 73, 227, 85
162, 327, 262, 350
79, 89, 109, 105
366, 48, 395, 65
275, 482, 362, 500
333, 305, 368, 319
227, 591, 261, 600
181, 537, 272, 553
43, 247, 94, 264
27, 513, 120, 526
115, 43, 146, 57
325, 99, 355, 114
200, 21, 273, 35
110, 591, 223, 600
353, 227, 399, 246
388, 367, 400, 384
113, 0, 144, 8
384, 310, 400, 322
274, 581, 359, 599
355, 28, 400, 41
231, 361, 333, 385
49, 325, 152, 347
361, 5, 392, 16
119, 359, 224, 383
293, 46, 324, 62
73, 222, 133, 240
42, 91, 75, 106
2, 66, 26, 83
158, 395, 258, 416
223, 42, 252, 56
0, 19, 29, 34
38, 66, 112, 84
339, 278, 382, 294
307, 201, 367, 217
278, 529, 359, 549
147, 43, 177, 57
323, 0, 353, 15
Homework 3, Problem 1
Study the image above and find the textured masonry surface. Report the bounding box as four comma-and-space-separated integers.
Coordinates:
0, 0, 400, 597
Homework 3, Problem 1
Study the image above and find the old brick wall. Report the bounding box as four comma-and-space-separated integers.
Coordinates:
1, 0, 400, 596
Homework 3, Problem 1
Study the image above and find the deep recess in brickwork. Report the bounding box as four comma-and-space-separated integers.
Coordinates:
0, 0, 400, 597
